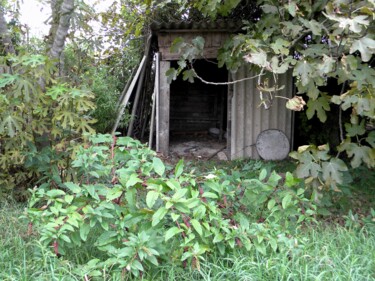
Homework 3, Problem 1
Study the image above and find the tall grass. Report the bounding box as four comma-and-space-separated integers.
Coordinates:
191, 226, 375, 281
1, 202, 374, 281
0, 201, 79, 281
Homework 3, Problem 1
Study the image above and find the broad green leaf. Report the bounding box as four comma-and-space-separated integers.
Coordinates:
171, 213, 180, 221
153, 157, 165, 176
269, 238, 278, 252
117, 247, 133, 258
170, 37, 185, 53
259, 169, 267, 181
64, 195, 74, 204
322, 158, 348, 185
15, 78, 37, 102
324, 13, 369, 32
366, 131, 375, 148
190, 219, 203, 236
339, 140, 375, 168
46, 189, 66, 198
21, 54, 46, 67
54, 111, 76, 129
166, 68, 178, 84
64, 182, 81, 193
132, 260, 144, 272
318, 55, 335, 75
281, 21, 303, 37
95, 231, 117, 247
192, 36, 205, 50
285, 1, 297, 16
147, 255, 159, 266
75, 119, 96, 135
305, 19, 323, 35
165, 227, 183, 241
193, 205, 206, 219
172, 188, 188, 201
270, 56, 289, 74
213, 233, 224, 243
106, 186, 123, 201
282, 193, 292, 209
306, 94, 330, 122
181, 251, 193, 261
125, 187, 136, 210
175, 159, 184, 177
202, 192, 218, 199
152, 207, 168, 227
204, 180, 221, 193
174, 202, 190, 213
285, 172, 300, 187
296, 160, 322, 178
146, 190, 159, 209
270, 38, 290, 55
254, 241, 266, 255
350, 37, 375, 62
293, 151, 322, 178
294, 61, 313, 86
60, 234, 71, 243
267, 171, 282, 187
86, 185, 98, 200
243, 50, 268, 68
261, 4, 278, 13
0, 115, 23, 137
182, 69, 195, 83
345, 120, 366, 137
166, 179, 181, 190
80, 223, 91, 241
267, 199, 276, 210
0, 73, 18, 88
185, 198, 200, 209
125, 173, 143, 188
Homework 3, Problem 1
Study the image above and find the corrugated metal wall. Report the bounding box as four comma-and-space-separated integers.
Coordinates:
230, 67, 294, 159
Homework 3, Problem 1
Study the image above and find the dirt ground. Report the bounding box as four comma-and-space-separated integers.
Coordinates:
168, 134, 228, 162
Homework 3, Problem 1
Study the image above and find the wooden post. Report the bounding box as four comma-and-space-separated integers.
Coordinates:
149, 53, 160, 149
157, 61, 170, 156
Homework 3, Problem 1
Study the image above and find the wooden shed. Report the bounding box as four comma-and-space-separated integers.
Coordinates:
115, 21, 294, 160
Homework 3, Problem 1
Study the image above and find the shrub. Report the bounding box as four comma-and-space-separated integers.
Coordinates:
26, 134, 316, 278
0, 53, 96, 198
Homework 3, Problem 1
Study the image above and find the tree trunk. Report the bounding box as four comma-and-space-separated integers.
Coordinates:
0, 8, 15, 55
47, 0, 75, 61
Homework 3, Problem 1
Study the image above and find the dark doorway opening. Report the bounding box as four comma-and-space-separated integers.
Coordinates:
169, 59, 228, 159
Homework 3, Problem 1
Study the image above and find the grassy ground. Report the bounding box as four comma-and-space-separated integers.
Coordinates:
1, 202, 374, 280
0, 205, 375, 281
1, 161, 374, 281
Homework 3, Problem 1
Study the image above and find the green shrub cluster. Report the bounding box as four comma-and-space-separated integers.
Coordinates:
0, 53, 96, 196
26, 134, 317, 278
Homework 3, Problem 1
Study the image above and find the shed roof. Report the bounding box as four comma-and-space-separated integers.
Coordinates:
150, 20, 243, 33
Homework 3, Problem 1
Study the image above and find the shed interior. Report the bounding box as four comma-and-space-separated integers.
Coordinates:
169, 59, 228, 141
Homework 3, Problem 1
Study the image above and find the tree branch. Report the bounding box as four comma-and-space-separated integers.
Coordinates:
191, 65, 264, 86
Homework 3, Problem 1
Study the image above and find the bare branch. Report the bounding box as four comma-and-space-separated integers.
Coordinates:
191, 66, 264, 86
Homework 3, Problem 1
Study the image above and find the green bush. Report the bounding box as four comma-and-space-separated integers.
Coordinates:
0, 53, 96, 197
26, 134, 317, 278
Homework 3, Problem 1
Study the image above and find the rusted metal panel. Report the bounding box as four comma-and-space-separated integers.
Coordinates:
230, 67, 294, 160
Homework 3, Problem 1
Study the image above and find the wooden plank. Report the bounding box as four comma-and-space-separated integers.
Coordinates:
149, 52, 159, 149
158, 61, 170, 156
158, 32, 229, 61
